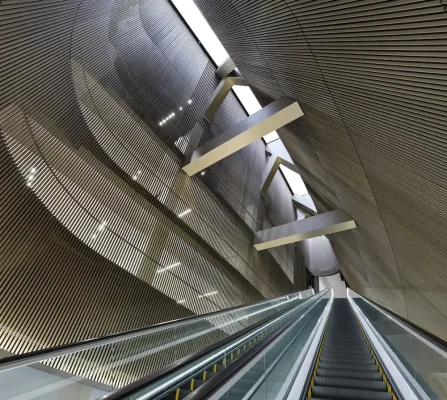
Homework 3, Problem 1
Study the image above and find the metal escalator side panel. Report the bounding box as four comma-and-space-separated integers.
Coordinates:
347, 292, 430, 400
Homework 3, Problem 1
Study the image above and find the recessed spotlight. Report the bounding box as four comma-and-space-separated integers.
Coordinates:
159, 122, 163, 126
201, 171, 205, 176
138, 170, 141, 174
187, 99, 192, 104
179, 107, 183, 111
98, 224, 105, 231
178, 209, 192, 218
133, 175, 137, 180
28, 175, 34, 181
177, 299, 186, 304
26, 182, 32, 187
156, 262, 181, 273
92, 233, 97, 240
172, 113, 175, 117
31, 168, 36, 174
198, 291, 218, 299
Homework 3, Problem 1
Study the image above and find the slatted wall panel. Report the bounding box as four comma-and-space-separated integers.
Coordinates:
0, 0, 304, 387
195, 0, 447, 340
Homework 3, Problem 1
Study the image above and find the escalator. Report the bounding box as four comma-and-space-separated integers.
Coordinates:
165, 319, 282, 400
306, 299, 396, 400
0, 289, 443, 400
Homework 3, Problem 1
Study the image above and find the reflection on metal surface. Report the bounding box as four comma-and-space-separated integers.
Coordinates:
183, 96, 303, 176
261, 153, 299, 195
203, 76, 247, 122
292, 194, 317, 216
253, 210, 356, 250
215, 57, 237, 79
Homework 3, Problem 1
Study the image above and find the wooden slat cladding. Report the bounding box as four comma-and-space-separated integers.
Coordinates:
0, 0, 303, 387
194, 0, 447, 340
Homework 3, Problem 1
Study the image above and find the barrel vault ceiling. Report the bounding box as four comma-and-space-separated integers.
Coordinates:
194, 0, 447, 340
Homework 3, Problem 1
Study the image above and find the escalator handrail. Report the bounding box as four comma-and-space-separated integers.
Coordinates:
184, 290, 328, 400
103, 290, 328, 400
0, 291, 305, 373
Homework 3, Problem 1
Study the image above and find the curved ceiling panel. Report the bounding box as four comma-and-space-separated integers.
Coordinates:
194, 0, 447, 340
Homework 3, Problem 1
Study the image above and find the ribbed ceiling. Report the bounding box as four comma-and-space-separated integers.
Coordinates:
195, 0, 447, 340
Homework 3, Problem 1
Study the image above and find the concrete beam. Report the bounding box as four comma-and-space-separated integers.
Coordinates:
204, 76, 247, 123
183, 96, 303, 176
292, 194, 317, 216
253, 210, 356, 251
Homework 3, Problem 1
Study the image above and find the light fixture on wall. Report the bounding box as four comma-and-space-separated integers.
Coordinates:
198, 291, 218, 298
178, 209, 192, 218
156, 262, 181, 273
26, 167, 37, 187
91, 221, 107, 240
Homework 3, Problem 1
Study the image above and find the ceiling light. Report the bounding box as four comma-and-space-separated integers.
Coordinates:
157, 262, 181, 273
200, 171, 205, 176
187, 99, 192, 104
178, 209, 192, 218
171, 0, 229, 65
133, 175, 137, 180
28, 175, 34, 181
138, 170, 141, 174
92, 233, 97, 240
26, 182, 32, 187
179, 107, 183, 111
31, 168, 36, 174
198, 291, 218, 298
98, 224, 105, 231
177, 299, 186, 304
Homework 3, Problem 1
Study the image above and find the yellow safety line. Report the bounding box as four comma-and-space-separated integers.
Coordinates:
175, 388, 180, 400
190, 379, 194, 391
307, 312, 332, 398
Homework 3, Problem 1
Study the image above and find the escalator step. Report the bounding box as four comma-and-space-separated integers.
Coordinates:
317, 369, 383, 381
318, 362, 379, 372
319, 356, 375, 364
311, 386, 393, 400
322, 348, 370, 355
314, 377, 387, 391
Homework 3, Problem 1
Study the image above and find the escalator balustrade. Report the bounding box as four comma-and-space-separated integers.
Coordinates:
166, 320, 284, 400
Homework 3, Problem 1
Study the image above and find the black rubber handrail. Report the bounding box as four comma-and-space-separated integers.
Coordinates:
102, 290, 327, 400
0, 291, 304, 372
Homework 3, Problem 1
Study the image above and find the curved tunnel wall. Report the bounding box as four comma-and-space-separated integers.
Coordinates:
194, 0, 447, 341
0, 0, 304, 379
